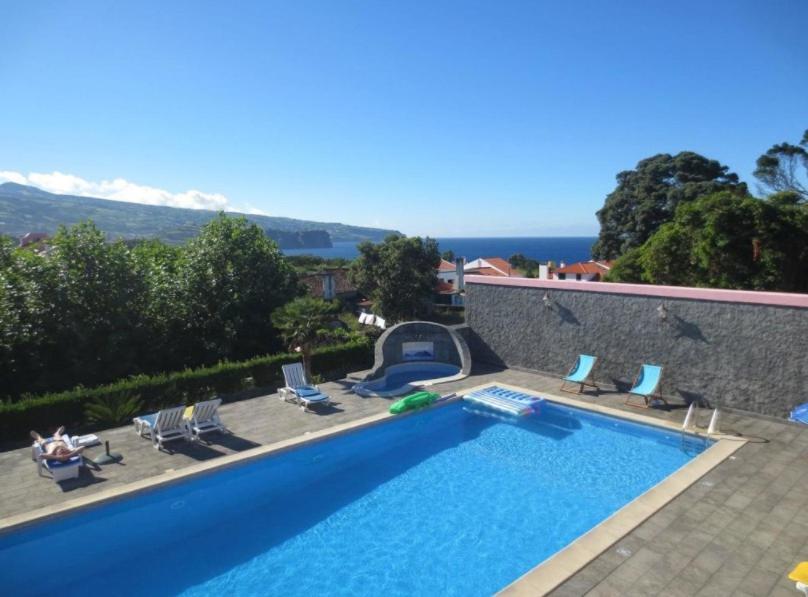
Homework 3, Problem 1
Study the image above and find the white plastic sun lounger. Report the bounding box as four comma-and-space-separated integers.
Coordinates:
280, 362, 331, 412
185, 398, 227, 439
31, 433, 82, 481
133, 405, 190, 450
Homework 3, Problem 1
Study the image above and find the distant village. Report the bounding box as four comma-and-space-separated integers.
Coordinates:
302, 253, 613, 309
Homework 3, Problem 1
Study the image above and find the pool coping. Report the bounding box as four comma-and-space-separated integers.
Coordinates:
0, 381, 746, 597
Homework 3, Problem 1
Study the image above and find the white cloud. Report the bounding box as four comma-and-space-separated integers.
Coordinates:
0, 170, 255, 213
0, 170, 28, 185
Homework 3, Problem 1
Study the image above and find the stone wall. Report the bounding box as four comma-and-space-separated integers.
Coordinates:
463, 279, 808, 417
366, 321, 471, 380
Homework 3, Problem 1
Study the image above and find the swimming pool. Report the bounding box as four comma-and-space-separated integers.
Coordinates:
353, 361, 464, 397
0, 390, 711, 596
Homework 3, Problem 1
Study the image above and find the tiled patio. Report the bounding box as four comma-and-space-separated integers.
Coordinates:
1, 365, 807, 596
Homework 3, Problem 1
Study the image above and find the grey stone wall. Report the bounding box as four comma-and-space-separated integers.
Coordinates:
366, 321, 471, 380
464, 283, 808, 417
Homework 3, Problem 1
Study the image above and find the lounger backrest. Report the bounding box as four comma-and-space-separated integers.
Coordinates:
632, 364, 663, 396
358, 313, 369, 324
192, 398, 221, 423
282, 362, 308, 389
571, 354, 596, 377
157, 406, 187, 431
376, 317, 386, 330
365, 314, 375, 326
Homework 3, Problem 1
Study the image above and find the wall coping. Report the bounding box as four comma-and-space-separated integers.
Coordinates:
464, 275, 808, 309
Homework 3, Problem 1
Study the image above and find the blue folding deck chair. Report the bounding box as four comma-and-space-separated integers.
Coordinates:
789, 403, 808, 425
560, 354, 599, 394
625, 364, 666, 408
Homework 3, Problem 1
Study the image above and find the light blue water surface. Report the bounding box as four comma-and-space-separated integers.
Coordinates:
0, 396, 709, 597
375, 363, 460, 391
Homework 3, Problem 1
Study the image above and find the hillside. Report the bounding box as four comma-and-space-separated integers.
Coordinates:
0, 183, 398, 248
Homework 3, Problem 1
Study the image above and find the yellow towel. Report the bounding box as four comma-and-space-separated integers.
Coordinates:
184, 405, 194, 420
789, 562, 808, 583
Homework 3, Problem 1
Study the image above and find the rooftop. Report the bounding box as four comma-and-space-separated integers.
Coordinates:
437, 258, 457, 272
554, 259, 613, 275
2, 366, 806, 596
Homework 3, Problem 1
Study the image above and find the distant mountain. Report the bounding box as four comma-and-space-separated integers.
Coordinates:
0, 183, 399, 248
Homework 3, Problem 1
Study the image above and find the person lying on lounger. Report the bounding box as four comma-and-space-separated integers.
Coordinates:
30, 426, 85, 461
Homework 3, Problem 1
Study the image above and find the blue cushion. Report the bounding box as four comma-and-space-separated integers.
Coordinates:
138, 413, 157, 427
47, 456, 81, 468
294, 386, 321, 397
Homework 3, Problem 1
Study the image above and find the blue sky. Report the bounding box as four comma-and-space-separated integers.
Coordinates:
1, 1, 806, 237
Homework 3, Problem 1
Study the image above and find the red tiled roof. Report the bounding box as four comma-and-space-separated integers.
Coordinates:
482, 257, 512, 275
437, 259, 456, 272
554, 260, 613, 275
466, 267, 508, 277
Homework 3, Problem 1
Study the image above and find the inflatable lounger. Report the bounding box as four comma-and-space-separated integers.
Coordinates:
463, 386, 542, 416
389, 391, 439, 415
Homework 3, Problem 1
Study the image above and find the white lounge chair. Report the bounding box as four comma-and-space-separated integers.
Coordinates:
185, 398, 227, 440
133, 406, 190, 450
375, 317, 386, 330
280, 362, 331, 412
31, 433, 82, 481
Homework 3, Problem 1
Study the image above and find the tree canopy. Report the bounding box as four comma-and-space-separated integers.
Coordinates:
0, 215, 300, 398
349, 235, 440, 323
272, 297, 342, 377
753, 128, 808, 201
592, 152, 747, 260
606, 191, 808, 292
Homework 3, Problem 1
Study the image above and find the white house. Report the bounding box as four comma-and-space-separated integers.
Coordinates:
554, 260, 613, 281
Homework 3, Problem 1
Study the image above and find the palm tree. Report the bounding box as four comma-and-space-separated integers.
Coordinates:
271, 297, 341, 378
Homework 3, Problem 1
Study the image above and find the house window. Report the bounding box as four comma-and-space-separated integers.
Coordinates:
447, 278, 453, 284
558, 273, 566, 280
576, 274, 582, 280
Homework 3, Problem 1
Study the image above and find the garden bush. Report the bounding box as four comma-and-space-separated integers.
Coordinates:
0, 339, 372, 441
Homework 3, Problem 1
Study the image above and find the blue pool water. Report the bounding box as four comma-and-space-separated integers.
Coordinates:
353, 362, 462, 397
0, 394, 710, 596
378, 363, 460, 390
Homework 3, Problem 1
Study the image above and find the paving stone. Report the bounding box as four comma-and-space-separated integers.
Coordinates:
4, 365, 808, 596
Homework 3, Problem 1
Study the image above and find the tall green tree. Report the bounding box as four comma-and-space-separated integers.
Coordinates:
592, 152, 747, 260
606, 191, 808, 292
272, 297, 341, 377
179, 213, 300, 364
350, 235, 440, 323
753, 128, 808, 201
130, 239, 185, 372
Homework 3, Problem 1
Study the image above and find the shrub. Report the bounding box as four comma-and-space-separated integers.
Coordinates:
85, 393, 144, 427
0, 339, 372, 441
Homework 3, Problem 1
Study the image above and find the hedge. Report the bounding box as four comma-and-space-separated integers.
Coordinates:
0, 339, 373, 441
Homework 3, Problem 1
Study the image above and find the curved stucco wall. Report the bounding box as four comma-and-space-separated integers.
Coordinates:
365, 321, 472, 381
463, 277, 808, 418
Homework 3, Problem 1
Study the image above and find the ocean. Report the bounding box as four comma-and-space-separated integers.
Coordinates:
283, 237, 596, 264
